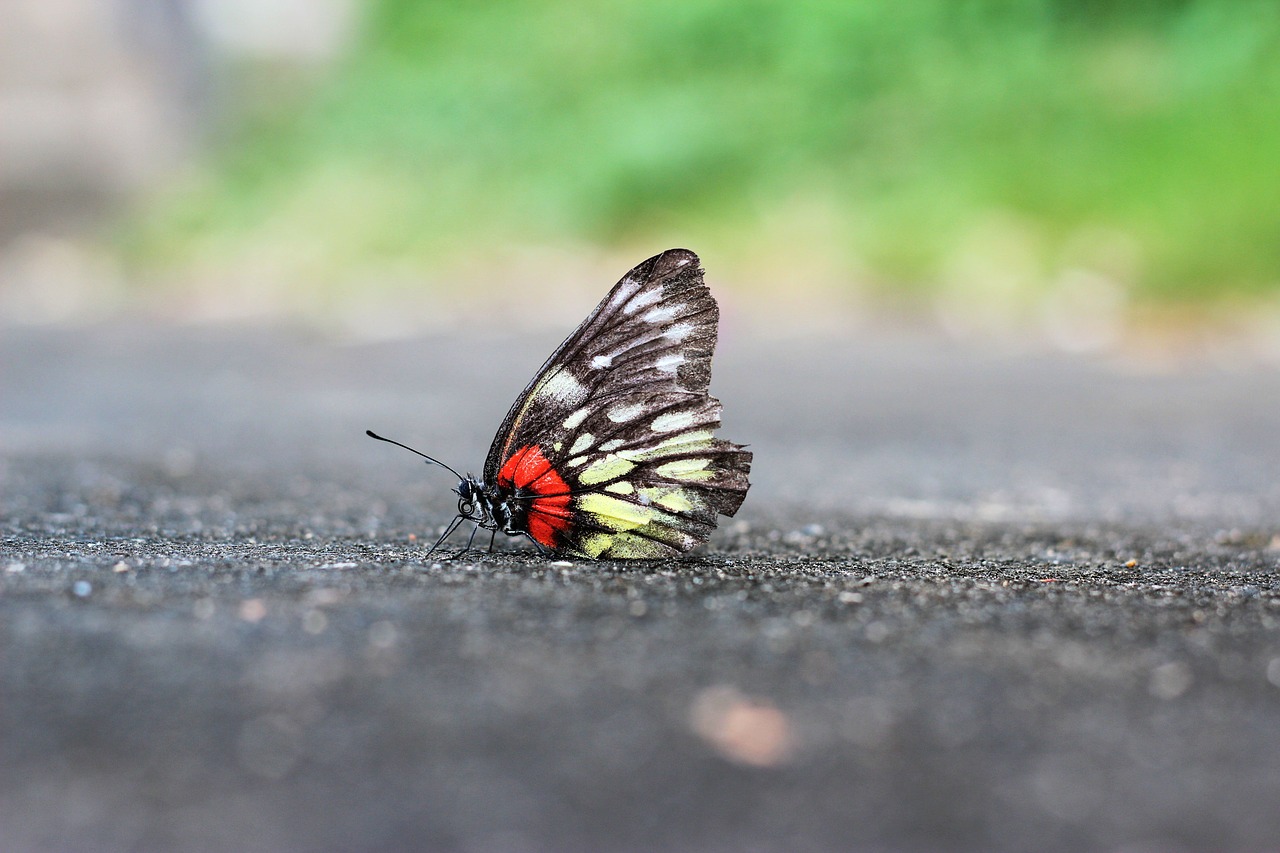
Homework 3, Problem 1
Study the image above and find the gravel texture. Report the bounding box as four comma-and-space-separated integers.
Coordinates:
2, 321, 1279, 852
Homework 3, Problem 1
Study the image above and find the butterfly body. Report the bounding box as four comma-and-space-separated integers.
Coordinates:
452, 446, 571, 552
382, 249, 751, 560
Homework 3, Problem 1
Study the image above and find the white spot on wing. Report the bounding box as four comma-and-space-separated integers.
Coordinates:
599, 438, 624, 451
655, 354, 683, 373
591, 354, 613, 369
540, 370, 587, 404
608, 281, 641, 310
563, 408, 590, 430
569, 433, 594, 455
607, 402, 644, 422
643, 303, 682, 324
663, 322, 695, 342
652, 410, 697, 432
623, 288, 663, 315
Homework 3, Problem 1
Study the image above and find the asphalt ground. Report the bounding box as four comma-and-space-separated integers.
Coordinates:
2, 319, 1280, 852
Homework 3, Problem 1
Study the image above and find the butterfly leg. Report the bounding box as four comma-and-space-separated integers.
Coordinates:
425, 514, 466, 557
441, 519, 492, 560
520, 531, 551, 557
461, 520, 483, 554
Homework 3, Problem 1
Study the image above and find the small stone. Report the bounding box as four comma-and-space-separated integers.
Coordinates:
368, 620, 397, 649
1149, 661, 1193, 699
239, 599, 267, 622
689, 686, 793, 767
162, 446, 196, 477
305, 588, 344, 607
112, 561, 129, 573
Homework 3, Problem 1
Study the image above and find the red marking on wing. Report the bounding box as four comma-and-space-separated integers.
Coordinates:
498, 445, 573, 548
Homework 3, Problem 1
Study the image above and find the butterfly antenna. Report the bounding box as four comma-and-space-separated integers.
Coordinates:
366, 430, 466, 481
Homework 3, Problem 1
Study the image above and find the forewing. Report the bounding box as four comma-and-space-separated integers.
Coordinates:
484, 248, 751, 559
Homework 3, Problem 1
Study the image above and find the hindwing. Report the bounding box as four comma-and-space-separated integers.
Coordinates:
483, 248, 751, 559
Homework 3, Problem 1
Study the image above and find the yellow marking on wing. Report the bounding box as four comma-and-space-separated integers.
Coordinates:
656, 458, 712, 480
573, 500, 698, 559
577, 492, 653, 531
569, 433, 594, 455
618, 431, 715, 463
655, 430, 715, 452
577, 454, 636, 485
605, 481, 634, 495
578, 533, 613, 558
638, 486, 701, 514
655, 490, 695, 513
604, 532, 674, 559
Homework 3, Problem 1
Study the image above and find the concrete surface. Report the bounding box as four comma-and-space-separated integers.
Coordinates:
2, 320, 1279, 852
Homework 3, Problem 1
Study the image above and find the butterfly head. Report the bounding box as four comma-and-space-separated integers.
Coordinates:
455, 476, 487, 521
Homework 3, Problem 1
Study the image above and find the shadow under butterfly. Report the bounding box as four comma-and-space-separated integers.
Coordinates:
369, 248, 752, 560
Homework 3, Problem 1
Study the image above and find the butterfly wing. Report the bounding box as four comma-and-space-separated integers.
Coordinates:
483, 248, 751, 559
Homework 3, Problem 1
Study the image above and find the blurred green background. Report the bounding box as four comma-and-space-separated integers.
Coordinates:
6, 0, 1280, 336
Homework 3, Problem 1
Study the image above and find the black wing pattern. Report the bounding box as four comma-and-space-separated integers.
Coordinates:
482, 248, 751, 559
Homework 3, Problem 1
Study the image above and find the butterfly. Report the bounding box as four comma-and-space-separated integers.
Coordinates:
369, 248, 751, 559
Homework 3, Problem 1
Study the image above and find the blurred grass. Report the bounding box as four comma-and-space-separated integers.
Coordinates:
121, 0, 1280, 308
